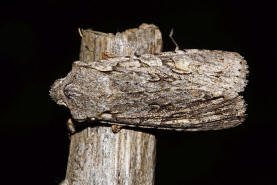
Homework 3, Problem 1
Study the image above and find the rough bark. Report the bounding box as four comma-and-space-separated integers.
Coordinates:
63, 24, 162, 185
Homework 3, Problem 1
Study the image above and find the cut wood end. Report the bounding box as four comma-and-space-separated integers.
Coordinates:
80, 23, 159, 38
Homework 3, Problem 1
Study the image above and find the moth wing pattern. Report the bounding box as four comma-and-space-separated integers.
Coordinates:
100, 96, 245, 131
50, 49, 248, 131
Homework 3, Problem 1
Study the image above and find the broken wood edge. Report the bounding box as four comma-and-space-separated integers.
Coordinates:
63, 24, 162, 185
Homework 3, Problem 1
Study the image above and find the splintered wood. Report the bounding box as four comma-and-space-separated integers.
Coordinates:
59, 24, 162, 185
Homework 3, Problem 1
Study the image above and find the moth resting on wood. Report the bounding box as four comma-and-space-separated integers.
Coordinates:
50, 49, 248, 131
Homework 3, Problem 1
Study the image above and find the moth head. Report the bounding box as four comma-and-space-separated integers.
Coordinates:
50, 77, 67, 106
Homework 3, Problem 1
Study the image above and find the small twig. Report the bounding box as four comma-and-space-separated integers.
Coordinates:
169, 28, 179, 51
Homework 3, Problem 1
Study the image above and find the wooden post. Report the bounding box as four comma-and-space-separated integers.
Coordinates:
62, 24, 162, 185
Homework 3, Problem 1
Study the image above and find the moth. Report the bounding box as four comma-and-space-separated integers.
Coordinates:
50, 49, 248, 131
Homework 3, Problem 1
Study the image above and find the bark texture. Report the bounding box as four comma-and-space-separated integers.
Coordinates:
63, 24, 162, 185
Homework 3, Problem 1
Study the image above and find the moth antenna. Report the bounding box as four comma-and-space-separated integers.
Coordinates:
78, 28, 83, 38
169, 28, 179, 52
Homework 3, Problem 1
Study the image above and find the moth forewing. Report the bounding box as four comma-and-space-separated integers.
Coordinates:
50, 49, 248, 131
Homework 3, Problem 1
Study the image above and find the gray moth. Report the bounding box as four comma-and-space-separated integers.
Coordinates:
50, 49, 248, 131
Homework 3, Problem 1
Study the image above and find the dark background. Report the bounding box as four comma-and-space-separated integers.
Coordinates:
1, 0, 276, 184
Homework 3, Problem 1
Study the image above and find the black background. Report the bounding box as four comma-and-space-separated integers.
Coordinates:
1, 0, 276, 184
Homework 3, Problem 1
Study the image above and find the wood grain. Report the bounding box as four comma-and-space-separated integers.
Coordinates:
63, 24, 162, 185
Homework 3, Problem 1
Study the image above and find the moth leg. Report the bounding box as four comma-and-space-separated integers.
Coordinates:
67, 118, 76, 134
101, 52, 117, 59
111, 125, 123, 133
